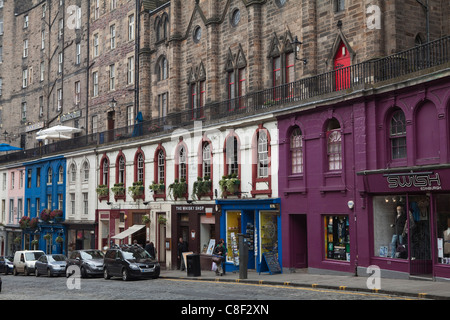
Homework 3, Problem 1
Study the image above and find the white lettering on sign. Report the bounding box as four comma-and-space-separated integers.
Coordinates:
386, 173, 441, 190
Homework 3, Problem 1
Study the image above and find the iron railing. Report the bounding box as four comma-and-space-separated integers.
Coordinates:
1, 35, 449, 164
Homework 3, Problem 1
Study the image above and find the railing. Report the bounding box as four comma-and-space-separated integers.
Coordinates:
1, 35, 449, 164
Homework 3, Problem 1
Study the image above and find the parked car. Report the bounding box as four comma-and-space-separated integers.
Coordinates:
67, 249, 104, 278
103, 245, 160, 281
35, 254, 67, 277
13, 250, 45, 276
0, 256, 13, 275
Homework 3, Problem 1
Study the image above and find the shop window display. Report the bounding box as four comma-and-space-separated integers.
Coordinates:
226, 211, 241, 265
373, 195, 431, 260
260, 211, 278, 258
324, 215, 350, 261
435, 194, 450, 265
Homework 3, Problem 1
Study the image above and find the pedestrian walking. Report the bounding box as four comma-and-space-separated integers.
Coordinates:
213, 239, 227, 276
177, 237, 188, 271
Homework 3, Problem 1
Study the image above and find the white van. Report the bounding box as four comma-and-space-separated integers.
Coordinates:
13, 250, 45, 276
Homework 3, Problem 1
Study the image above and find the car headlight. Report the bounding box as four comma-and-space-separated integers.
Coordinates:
129, 264, 139, 270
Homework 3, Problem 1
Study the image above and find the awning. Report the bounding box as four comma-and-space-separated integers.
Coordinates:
111, 224, 145, 240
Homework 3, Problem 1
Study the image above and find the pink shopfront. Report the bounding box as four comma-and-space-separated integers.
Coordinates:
360, 168, 450, 280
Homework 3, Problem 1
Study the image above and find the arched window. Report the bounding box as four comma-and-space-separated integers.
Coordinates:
58, 166, 64, 183
117, 155, 125, 184
225, 135, 239, 176
157, 56, 168, 81
290, 127, 303, 174
257, 130, 269, 178
82, 161, 89, 182
158, 150, 165, 184
390, 109, 407, 160
326, 118, 342, 171
70, 163, 77, 183
47, 168, 52, 184
202, 142, 211, 179
134, 150, 145, 183
101, 157, 109, 185
178, 146, 187, 181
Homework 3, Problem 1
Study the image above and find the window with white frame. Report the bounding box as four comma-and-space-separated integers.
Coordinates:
76, 43, 81, 64
128, 14, 135, 41
70, 193, 75, 215
21, 102, 27, 121
40, 61, 45, 81
58, 52, 63, 73
41, 30, 45, 49
136, 152, 144, 183
70, 163, 77, 183
257, 130, 269, 178
127, 56, 134, 85
47, 168, 52, 184
57, 88, 62, 111
158, 150, 165, 184
178, 146, 187, 181
390, 109, 407, 160
92, 71, 98, 96
202, 142, 211, 179
24, 15, 29, 28
110, 24, 116, 49
75, 81, 81, 106
82, 161, 89, 181
109, 64, 115, 91
22, 69, 28, 88
58, 166, 64, 183
58, 193, 63, 210
93, 33, 99, 57
83, 193, 88, 215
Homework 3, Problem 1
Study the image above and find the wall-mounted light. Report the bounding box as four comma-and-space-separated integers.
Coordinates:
347, 200, 355, 210
291, 36, 307, 65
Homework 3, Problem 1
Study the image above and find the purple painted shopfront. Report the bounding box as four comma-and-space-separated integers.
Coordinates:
278, 75, 450, 280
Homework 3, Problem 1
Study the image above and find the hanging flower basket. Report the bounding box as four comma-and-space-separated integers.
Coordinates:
168, 178, 187, 200
55, 236, 64, 243
219, 174, 240, 197
19, 216, 30, 229
43, 233, 52, 241
40, 209, 51, 222
31, 239, 39, 249
50, 209, 63, 221
14, 237, 21, 244
158, 216, 167, 225
141, 215, 151, 224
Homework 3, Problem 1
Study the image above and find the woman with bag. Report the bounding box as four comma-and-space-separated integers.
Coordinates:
213, 240, 227, 276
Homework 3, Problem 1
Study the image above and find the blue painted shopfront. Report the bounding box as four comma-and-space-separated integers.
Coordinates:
216, 198, 282, 274
23, 156, 67, 255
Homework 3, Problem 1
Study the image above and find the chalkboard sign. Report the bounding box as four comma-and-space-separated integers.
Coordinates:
260, 252, 282, 275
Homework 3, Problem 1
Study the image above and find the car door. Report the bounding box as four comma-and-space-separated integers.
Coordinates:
18, 253, 26, 273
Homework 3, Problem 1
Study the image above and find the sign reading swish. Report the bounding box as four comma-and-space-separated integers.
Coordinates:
385, 172, 442, 191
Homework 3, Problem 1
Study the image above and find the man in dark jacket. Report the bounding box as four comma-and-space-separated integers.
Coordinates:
177, 237, 188, 270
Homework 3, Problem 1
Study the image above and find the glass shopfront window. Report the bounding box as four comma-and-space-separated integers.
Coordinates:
373, 194, 431, 261
226, 211, 241, 265
260, 211, 279, 257
324, 215, 350, 261
436, 194, 450, 265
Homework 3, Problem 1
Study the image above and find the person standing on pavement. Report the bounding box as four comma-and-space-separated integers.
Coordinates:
177, 237, 188, 271
213, 239, 227, 275
145, 241, 156, 258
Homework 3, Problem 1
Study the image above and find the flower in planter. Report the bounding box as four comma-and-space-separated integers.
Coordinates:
31, 239, 39, 248
96, 184, 109, 196
158, 216, 167, 225
193, 176, 212, 200
55, 236, 64, 243
128, 181, 145, 200
149, 180, 165, 193
43, 233, 52, 241
111, 183, 126, 197
141, 215, 151, 224
40, 209, 51, 222
219, 174, 240, 196
168, 178, 187, 200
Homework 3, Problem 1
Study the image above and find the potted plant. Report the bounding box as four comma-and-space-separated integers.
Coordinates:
128, 181, 144, 200
55, 236, 64, 243
168, 178, 187, 200
219, 174, 240, 197
96, 184, 109, 199
19, 216, 30, 229
40, 209, 51, 222
192, 176, 212, 200
111, 183, 126, 198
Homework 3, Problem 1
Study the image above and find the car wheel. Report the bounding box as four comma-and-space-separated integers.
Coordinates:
80, 267, 87, 279
122, 268, 129, 281
47, 268, 53, 277
35, 268, 40, 277
13, 267, 18, 276
24, 267, 29, 276
104, 268, 111, 280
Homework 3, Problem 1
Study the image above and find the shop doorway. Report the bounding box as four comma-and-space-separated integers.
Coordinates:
408, 195, 432, 277
290, 214, 308, 269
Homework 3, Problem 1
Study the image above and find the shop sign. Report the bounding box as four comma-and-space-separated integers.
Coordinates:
175, 205, 206, 212
385, 172, 442, 191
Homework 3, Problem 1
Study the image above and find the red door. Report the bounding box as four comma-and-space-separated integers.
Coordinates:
334, 41, 351, 91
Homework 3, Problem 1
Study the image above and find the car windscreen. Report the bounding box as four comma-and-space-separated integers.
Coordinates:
49, 255, 67, 262
25, 252, 44, 261
121, 249, 152, 262
80, 251, 104, 260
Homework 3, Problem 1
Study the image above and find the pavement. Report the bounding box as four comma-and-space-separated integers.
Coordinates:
159, 268, 450, 300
